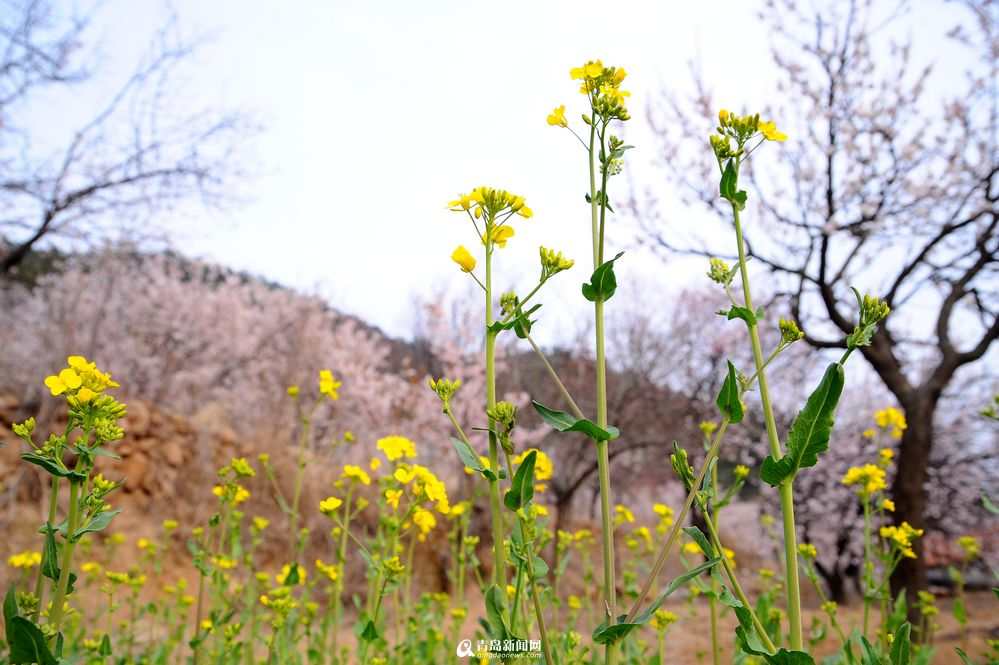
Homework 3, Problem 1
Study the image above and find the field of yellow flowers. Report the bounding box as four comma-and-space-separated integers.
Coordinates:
2, 59, 997, 665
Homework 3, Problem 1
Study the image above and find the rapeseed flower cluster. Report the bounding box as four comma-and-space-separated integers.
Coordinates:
880, 522, 924, 559
841, 464, 887, 496
43, 355, 119, 403
862, 407, 907, 440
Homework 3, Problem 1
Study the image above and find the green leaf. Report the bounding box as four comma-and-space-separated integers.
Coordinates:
359, 620, 379, 642
8, 616, 58, 665
860, 636, 884, 665
532, 401, 619, 441
720, 160, 748, 210
718, 306, 758, 326
98, 634, 112, 657
41, 528, 76, 595
450, 438, 496, 482
504, 451, 536, 512
593, 557, 720, 645
716, 360, 744, 424
981, 491, 999, 514
73, 508, 122, 541
952, 597, 966, 624
760, 363, 845, 487
4, 583, 18, 638
682, 526, 716, 558
764, 651, 817, 665
889, 623, 910, 665
20, 454, 86, 481
487, 304, 541, 335
284, 563, 301, 586
582, 251, 624, 302
484, 585, 512, 641
953, 648, 974, 665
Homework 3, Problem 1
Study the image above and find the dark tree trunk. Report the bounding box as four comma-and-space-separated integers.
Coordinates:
890, 393, 936, 623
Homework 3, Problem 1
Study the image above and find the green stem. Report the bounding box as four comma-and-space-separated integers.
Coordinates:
709, 463, 721, 665
525, 333, 585, 418
289, 404, 315, 555
527, 556, 554, 665
731, 200, 802, 649
862, 496, 873, 635
700, 506, 778, 654
484, 246, 507, 590
626, 421, 728, 623
590, 114, 617, 665
47, 479, 81, 646
32, 476, 60, 620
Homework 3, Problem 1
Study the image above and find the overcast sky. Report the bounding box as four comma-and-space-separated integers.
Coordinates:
38, 0, 968, 341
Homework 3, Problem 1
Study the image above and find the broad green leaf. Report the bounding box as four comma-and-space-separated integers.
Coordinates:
504, 451, 536, 511
593, 558, 720, 645
718, 306, 758, 326
98, 634, 112, 657
860, 636, 884, 665
764, 651, 817, 665
682, 526, 716, 558
359, 620, 379, 642
450, 438, 496, 482
20, 454, 86, 482
486, 304, 541, 335
8, 616, 58, 665
716, 361, 744, 424
720, 161, 748, 210
4, 583, 17, 639
532, 401, 619, 441
889, 623, 910, 665
582, 251, 624, 302
73, 508, 122, 541
760, 363, 845, 487
484, 585, 513, 641
40, 528, 76, 595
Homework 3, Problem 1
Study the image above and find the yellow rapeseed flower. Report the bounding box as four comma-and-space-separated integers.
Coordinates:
547, 105, 568, 127
842, 464, 887, 496
319, 370, 341, 400
7, 551, 41, 570
385, 489, 403, 510
377, 436, 417, 462
487, 224, 515, 249
451, 246, 476, 273
570, 60, 604, 80
394, 468, 416, 484
319, 496, 343, 516
44, 368, 82, 395
341, 465, 371, 485
315, 559, 338, 582
757, 120, 787, 142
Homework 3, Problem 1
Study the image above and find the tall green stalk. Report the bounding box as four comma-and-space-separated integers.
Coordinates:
484, 247, 507, 590
730, 196, 803, 649
47, 478, 81, 647
589, 120, 617, 665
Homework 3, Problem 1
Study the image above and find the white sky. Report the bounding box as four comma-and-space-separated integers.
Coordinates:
36, 0, 969, 341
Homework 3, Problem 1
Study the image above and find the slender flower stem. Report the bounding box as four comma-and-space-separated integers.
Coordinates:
731, 198, 803, 650
33, 476, 61, 620
48, 479, 81, 646
709, 464, 721, 665
862, 496, 873, 635
700, 508, 777, 654
626, 421, 729, 623
524, 333, 584, 419
526, 543, 555, 665
484, 246, 507, 590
